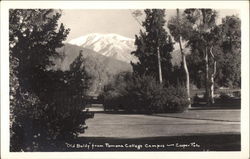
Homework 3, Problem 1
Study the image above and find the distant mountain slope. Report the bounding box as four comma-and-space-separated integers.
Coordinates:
55, 43, 132, 73
54, 43, 132, 95
67, 33, 184, 66
68, 33, 138, 63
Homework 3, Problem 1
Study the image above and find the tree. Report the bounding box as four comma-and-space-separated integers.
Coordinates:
206, 26, 221, 103
68, 51, 92, 97
9, 9, 70, 93
183, 9, 218, 104
9, 9, 92, 151
168, 9, 193, 107
9, 9, 69, 151
131, 9, 174, 83
216, 15, 241, 88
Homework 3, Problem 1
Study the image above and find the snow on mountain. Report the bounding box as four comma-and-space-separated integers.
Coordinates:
68, 33, 138, 63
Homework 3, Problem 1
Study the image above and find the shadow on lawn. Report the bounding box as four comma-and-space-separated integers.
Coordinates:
43, 133, 240, 152
192, 98, 241, 109
89, 98, 241, 114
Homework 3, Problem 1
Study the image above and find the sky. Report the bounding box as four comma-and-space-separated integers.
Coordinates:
60, 9, 240, 42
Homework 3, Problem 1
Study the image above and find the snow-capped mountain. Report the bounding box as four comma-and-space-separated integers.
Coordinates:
68, 33, 138, 63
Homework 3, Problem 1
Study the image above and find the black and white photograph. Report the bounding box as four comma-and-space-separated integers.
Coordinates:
1, 1, 249, 159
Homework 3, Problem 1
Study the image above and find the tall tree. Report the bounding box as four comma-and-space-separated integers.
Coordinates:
10, 9, 70, 94
206, 26, 221, 103
216, 15, 241, 88
184, 11, 241, 104
68, 51, 92, 97
131, 9, 174, 83
168, 9, 193, 107
183, 9, 218, 104
9, 9, 92, 151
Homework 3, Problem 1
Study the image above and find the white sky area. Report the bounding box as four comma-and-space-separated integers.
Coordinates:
60, 9, 240, 42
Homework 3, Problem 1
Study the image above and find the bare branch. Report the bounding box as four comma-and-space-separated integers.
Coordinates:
209, 46, 215, 59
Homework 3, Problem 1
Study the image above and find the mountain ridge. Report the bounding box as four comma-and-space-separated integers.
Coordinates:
68, 33, 183, 66
68, 33, 138, 63
55, 43, 132, 72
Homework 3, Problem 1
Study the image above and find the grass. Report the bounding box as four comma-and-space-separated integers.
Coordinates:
154, 109, 240, 122
81, 111, 240, 138
33, 109, 241, 152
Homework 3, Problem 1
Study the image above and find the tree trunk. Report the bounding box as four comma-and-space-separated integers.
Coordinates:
209, 47, 216, 104
157, 46, 163, 84
183, 55, 191, 108
178, 38, 191, 108
210, 66, 215, 104
204, 47, 210, 105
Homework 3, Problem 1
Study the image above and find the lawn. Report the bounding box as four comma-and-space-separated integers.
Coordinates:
63, 109, 239, 151
82, 110, 240, 138
39, 109, 240, 151
154, 109, 240, 122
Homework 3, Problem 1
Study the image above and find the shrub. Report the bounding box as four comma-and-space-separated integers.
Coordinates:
101, 90, 124, 111
219, 92, 232, 101
162, 86, 190, 112
99, 72, 130, 111
100, 73, 190, 113
122, 74, 166, 113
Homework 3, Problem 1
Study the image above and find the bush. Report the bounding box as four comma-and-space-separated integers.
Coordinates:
99, 72, 130, 111
101, 90, 124, 111
100, 73, 190, 113
122, 74, 166, 113
162, 86, 190, 112
219, 92, 232, 101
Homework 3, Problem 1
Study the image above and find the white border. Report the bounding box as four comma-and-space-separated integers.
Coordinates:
1, 1, 249, 159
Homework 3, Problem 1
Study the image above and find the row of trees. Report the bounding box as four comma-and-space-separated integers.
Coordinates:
130, 9, 240, 105
10, 9, 92, 151
101, 8, 240, 113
